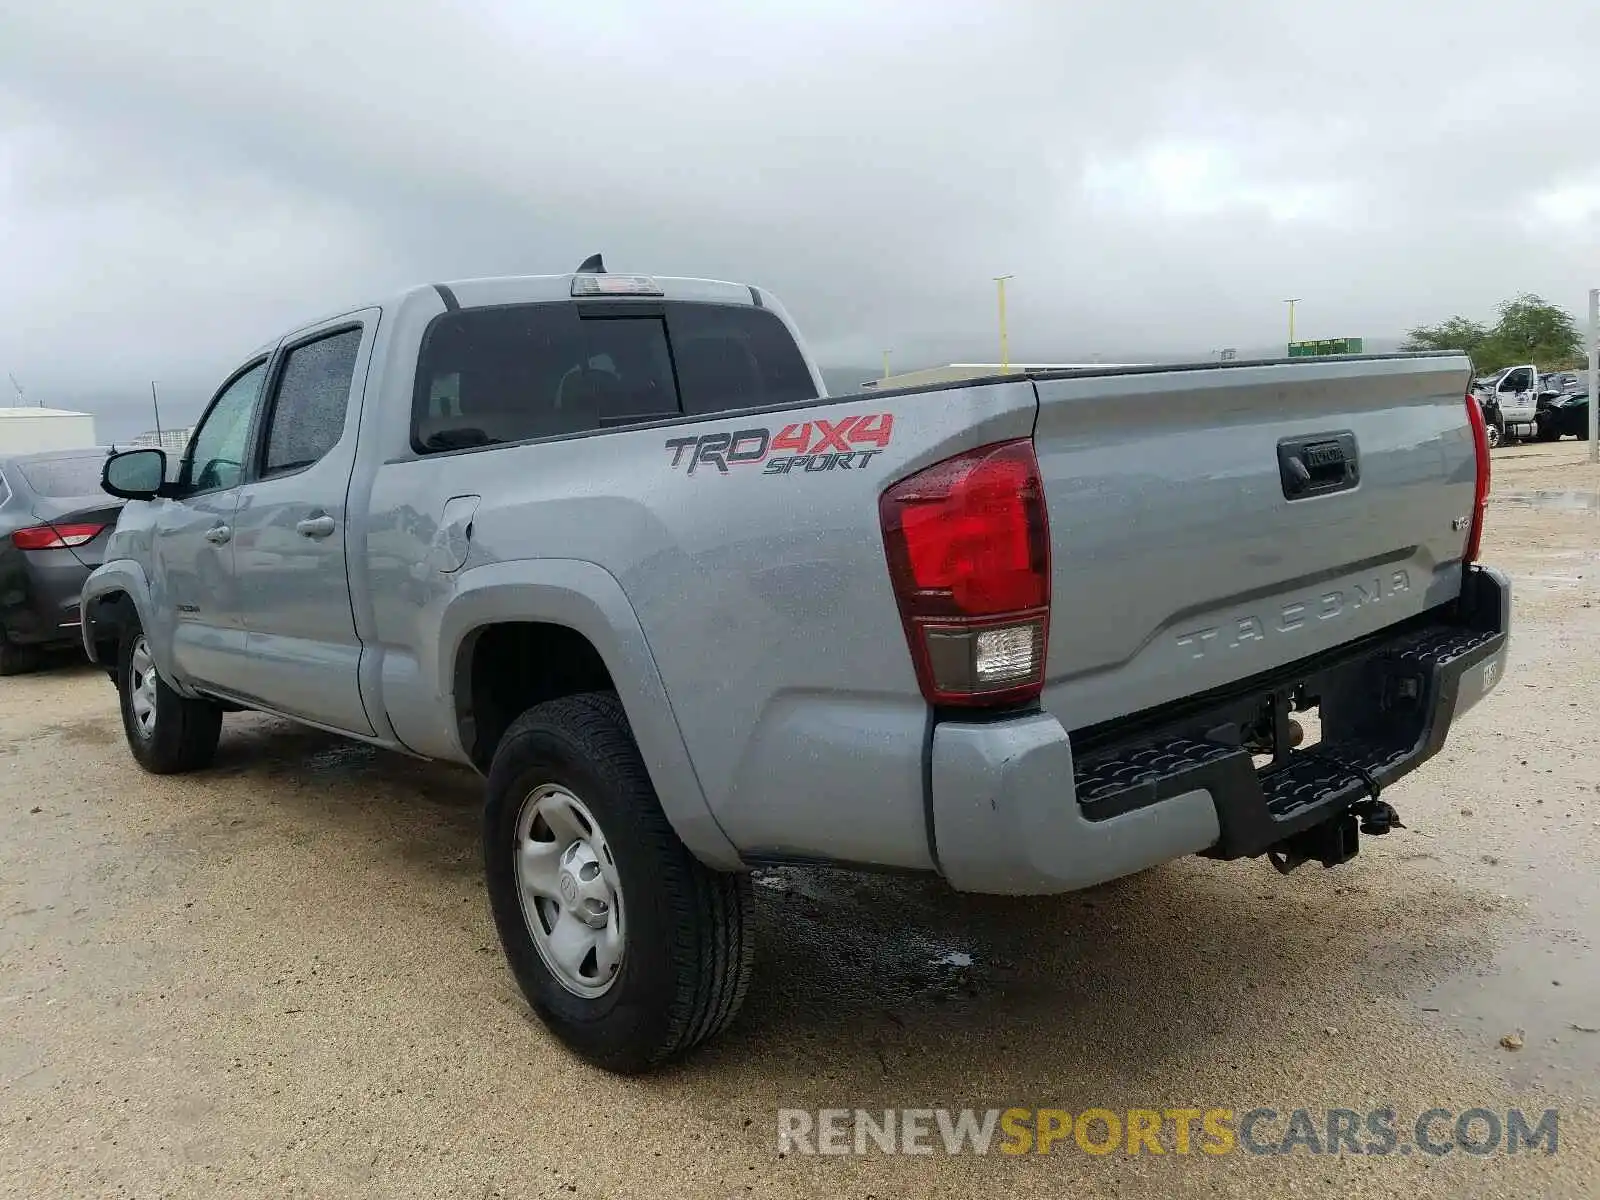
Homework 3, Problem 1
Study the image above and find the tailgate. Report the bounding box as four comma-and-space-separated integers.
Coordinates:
1031, 353, 1476, 730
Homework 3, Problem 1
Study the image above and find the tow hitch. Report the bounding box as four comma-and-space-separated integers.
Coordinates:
1267, 798, 1404, 875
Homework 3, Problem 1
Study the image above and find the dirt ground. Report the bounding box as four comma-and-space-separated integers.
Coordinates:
2, 441, 1598, 1199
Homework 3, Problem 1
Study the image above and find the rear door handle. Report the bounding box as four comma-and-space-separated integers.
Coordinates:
205, 524, 232, 545
296, 514, 336, 539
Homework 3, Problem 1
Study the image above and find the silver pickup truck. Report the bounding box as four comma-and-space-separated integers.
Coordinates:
82, 261, 1509, 1073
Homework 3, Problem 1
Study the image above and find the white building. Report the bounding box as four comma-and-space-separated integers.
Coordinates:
128, 426, 195, 454
0, 407, 98, 454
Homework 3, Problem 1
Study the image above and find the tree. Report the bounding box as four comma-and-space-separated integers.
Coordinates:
1478, 293, 1583, 370
1401, 316, 1491, 358
1403, 294, 1584, 374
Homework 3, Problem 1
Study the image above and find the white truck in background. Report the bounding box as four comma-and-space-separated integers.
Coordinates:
1476, 365, 1539, 446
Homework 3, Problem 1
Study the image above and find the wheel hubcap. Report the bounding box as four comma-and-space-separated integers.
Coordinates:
129, 637, 158, 739
514, 784, 624, 997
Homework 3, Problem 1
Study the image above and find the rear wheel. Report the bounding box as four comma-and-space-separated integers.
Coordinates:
116, 621, 223, 774
484, 691, 755, 1073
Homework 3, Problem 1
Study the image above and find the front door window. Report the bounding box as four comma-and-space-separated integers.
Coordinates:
184, 362, 266, 493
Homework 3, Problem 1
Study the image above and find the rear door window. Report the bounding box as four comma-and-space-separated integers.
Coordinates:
260, 327, 362, 476
413, 304, 679, 452
15, 455, 106, 498
666, 303, 817, 416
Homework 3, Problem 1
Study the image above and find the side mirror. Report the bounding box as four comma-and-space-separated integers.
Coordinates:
102, 448, 169, 500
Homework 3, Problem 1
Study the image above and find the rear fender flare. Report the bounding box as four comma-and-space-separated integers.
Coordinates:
437, 558, 742, 870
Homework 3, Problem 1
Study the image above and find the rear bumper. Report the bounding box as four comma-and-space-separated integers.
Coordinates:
930, 565, 1510, 894
0, 545, 91, 647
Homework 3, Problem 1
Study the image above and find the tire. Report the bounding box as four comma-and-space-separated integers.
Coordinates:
484, 691, 755, 1074
0, 634, 41, 677
1485, 420, 1502, 450
116, 619, 223, 774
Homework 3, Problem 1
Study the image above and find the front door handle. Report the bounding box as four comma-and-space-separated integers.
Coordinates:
296, 514, 336, 539
205, 524, 232, 545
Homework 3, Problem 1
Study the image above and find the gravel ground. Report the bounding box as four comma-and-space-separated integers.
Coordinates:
2, 441, 1597, 1199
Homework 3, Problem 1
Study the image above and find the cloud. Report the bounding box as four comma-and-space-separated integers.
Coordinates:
1083, 142, 1351, 224
1526, 178, 1600, 228
0, 0, 1595, 437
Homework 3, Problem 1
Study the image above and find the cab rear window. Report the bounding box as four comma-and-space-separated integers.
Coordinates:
412, 300, 817, 453
668, 302, 818, 416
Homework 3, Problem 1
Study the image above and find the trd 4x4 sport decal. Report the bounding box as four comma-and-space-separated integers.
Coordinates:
663, 413, 895, 477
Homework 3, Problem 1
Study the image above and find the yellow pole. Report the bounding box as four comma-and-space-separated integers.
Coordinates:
1284, 297, 1301, 349
881, 349, 891, 381
995, 275, 1014, 372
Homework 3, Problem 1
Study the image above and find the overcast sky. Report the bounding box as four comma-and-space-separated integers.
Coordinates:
2, 0, 1597, 437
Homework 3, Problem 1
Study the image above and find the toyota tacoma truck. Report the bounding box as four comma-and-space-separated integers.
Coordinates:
82, 259, 1508, 1073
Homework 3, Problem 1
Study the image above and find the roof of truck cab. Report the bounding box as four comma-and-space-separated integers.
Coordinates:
429, 272, 763, 310
274, 272, 766, 343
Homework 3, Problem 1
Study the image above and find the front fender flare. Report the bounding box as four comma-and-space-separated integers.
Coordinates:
80, 560, 153, 665
437, 559, 742, 871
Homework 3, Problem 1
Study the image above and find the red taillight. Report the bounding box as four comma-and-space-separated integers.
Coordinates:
880, 439, 1051, 706
1464, 391, 1491, 563
10, 523, 104, 551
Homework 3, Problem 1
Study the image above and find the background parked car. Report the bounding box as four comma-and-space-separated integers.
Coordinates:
0, 447, 123, 674
1535, 372, 1580, 416
1535, 392, 1591, 442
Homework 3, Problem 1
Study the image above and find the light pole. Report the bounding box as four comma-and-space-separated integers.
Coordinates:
1283, 298, 1302, 350
881, 349, 891, 382
995, 275, 1015, 373
1588, 288, 1597, 464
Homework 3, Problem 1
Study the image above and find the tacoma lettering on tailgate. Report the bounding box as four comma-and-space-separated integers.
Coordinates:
663, 413, 894, 477
1174, 570, 1412, 660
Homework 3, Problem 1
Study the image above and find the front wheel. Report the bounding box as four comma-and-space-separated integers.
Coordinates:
484, 692, 755, 1073
116, 622, 223, 774
1485, 420, 1503, 449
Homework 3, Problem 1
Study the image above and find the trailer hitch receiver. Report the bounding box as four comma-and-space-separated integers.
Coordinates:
1266, 799, 1404, 875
